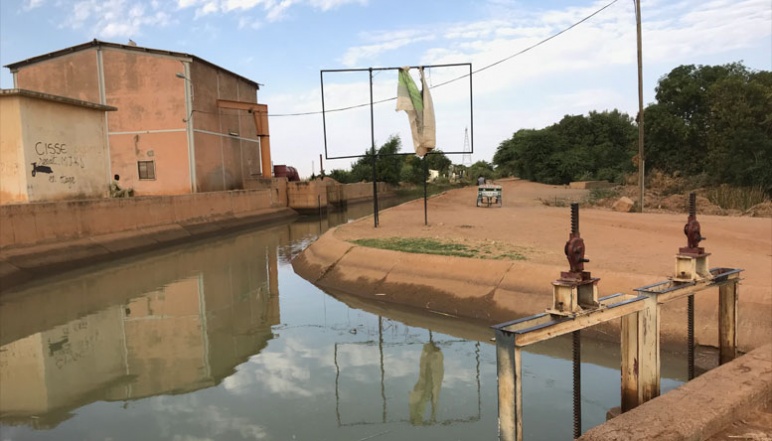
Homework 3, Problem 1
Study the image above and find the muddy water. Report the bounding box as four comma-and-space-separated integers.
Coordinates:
0, 203, 686, 440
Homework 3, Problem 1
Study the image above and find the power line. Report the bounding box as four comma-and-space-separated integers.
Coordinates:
269, 0, 621, 118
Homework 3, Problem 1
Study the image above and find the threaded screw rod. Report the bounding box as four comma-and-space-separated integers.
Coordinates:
688, 295, 695, 380
573, 330, 582, 439
571, 203, 579, 234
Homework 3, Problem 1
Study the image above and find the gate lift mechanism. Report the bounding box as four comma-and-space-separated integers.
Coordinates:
492, 196, 742, 441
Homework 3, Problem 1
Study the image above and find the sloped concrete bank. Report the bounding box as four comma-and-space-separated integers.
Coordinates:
293, 230, 685, 346
1, 206, 296, 291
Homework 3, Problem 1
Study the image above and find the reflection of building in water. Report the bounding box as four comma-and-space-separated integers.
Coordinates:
0, 227, 282, 427
409, 341, 444, 425
0, 306, 127, 428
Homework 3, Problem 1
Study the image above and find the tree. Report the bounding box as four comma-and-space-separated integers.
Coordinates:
644, 62, 772, 192
468, 160, 495, 182
348, 135, 405, 185
492, 110, 636, 185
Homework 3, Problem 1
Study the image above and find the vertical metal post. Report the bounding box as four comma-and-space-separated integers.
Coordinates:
572, 330, 582, 439
369, 68, 379, 227
424, 157, 428, 226
687, 295, 695, 380
635, 0, 645, 212
321, 70, 329, 160
718, 282, 738, 364
496, 330, 521, 441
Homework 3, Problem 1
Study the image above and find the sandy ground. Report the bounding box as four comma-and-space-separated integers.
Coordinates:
310, 178, 772, 350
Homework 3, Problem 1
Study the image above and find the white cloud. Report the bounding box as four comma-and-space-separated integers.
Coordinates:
309, 0, 367, 11
175, 0, 365, 20
23, 0, 45, 10
341, 30, 437, 67
61, 0, 172, 38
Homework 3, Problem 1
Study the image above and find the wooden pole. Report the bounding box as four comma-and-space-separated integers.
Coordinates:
496, 330, 521, 441
718, 282, 739, 364
636, 0, 645, 212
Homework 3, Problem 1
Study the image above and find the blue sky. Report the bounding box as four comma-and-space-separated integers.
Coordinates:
1, 0, 770, 178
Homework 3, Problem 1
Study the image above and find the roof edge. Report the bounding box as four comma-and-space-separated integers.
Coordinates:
0, 88, 118, 111
4, 39, 260, 90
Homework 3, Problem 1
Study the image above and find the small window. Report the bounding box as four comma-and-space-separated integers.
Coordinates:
138, 161, 156, 180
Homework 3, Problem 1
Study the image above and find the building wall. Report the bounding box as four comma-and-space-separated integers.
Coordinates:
0, 94, 110, 203
190, 61, 261, 192
0, 96, 26, 204
101, 48, 193, 195
10, 43, 268, 195
20, 97, 110, 202
12, 50, 100, 103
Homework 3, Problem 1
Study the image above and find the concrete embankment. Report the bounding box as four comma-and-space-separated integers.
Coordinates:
579, 343, 772, 441
0, 189, 297, 291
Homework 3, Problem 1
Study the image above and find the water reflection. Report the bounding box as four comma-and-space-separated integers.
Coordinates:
0, 202, 686, 440
409, 340, 444, 426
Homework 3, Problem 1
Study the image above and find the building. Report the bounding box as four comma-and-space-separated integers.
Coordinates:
0, 89, 115, 204
4, 40, 272, 196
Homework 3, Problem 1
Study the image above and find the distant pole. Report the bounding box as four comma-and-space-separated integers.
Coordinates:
636, 0, 645, 212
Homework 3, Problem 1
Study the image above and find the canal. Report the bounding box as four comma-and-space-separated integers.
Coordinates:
0, 201, 687, 440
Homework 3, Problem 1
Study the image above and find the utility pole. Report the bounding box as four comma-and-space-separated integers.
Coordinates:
636, 0, 645, 212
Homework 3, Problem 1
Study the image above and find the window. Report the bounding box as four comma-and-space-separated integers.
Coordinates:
138, 161, 156, 180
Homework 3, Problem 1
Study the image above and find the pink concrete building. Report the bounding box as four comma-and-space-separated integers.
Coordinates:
5, 40, 272, 195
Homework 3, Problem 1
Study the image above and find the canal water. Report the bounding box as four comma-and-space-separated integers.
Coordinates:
0, 202, 686, 441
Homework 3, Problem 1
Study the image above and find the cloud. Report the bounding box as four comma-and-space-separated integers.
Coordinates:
176, 0, 366, 21
60, 0, 172, 38
340, 30, 437, 67
23, 0, 45, 10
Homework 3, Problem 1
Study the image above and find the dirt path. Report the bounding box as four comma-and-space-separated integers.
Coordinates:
297, 179, 772, 350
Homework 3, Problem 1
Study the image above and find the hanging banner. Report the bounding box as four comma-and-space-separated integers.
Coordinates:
396, 67, 436, 157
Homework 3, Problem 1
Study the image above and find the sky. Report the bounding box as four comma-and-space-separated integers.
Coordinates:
1, 0, 770, 178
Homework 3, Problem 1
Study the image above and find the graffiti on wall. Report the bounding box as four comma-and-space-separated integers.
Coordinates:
29, 140, 86, 188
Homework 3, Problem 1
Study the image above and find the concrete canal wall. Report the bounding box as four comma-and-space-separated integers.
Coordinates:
0, 188, 296, 290
579, 343, 772, 441
0, 177, 396, 290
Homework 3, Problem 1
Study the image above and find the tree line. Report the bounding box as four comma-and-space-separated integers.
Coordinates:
492, 62, 772, 193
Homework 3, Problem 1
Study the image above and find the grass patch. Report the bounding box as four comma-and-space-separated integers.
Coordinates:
706, 185, 769, 211
352, 237, 526, 260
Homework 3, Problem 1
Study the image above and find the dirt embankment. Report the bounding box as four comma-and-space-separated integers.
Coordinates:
293, 179, 772, 351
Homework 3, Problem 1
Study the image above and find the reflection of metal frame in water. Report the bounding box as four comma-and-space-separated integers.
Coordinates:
333, 318, 482, 427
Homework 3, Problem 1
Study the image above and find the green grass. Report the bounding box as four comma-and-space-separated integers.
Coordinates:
352, 237, 526, 260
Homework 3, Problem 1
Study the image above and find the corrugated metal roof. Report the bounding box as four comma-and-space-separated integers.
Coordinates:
0, 88, 118, 111
4, 39, 260, 89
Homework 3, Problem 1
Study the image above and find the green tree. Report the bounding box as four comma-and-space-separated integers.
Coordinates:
492, 110, 635, 185
468, 160, 495, 182
328, 169, 353, 183
644, 62, 750, 175
348, 136, 405, 185
644, 62, 772, 192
